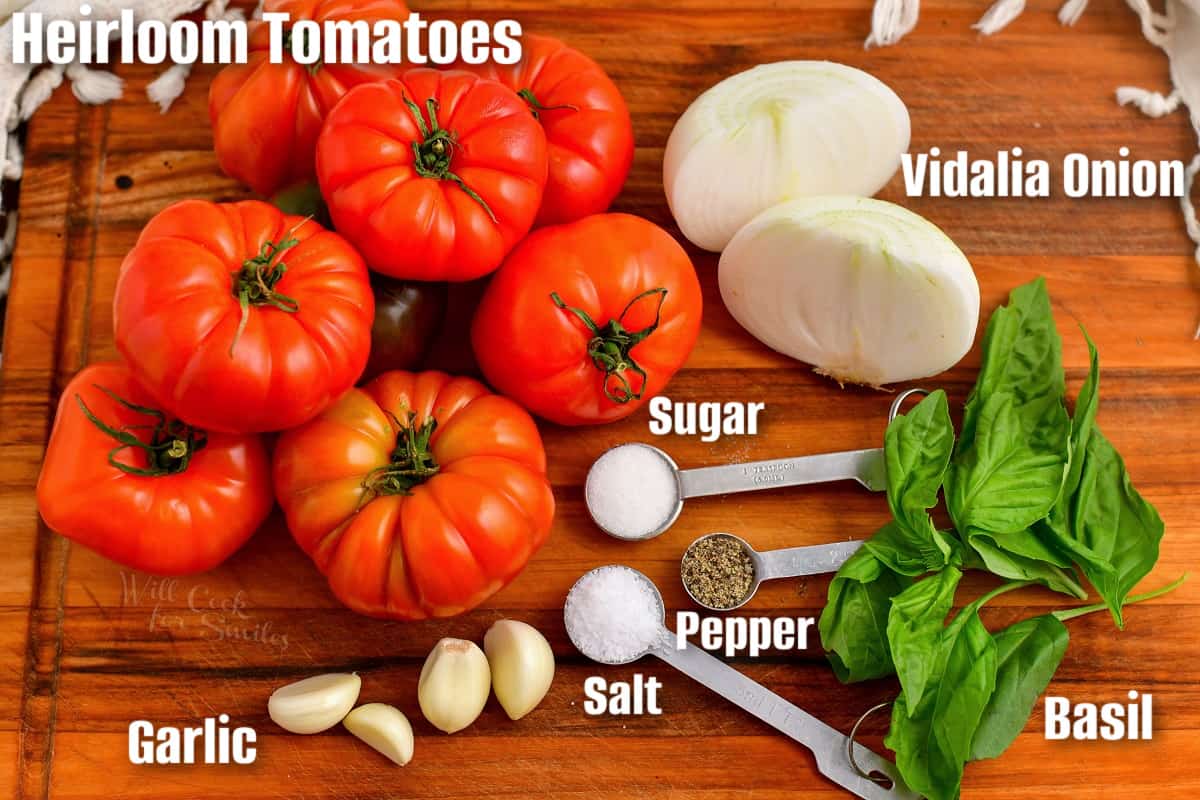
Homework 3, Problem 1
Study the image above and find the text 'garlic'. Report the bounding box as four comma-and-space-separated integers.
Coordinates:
418, 638, 491, 734
268, 673, 361, 735
719, 196, 980, 386
664, 61, 911, 252
344, 703, 414, 766
484, 620, 556, 720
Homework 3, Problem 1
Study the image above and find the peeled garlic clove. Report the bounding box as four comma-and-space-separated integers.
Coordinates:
664, 61, 911, 252
484, 619, 555, 721
268, 673, 361, 734
418, 638, 491, 734
343, 703, 414, 766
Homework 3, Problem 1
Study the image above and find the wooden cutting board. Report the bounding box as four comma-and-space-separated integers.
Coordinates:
3, 1, 1199, 797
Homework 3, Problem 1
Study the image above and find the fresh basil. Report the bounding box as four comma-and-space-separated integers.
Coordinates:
869, 390, 957, 575
885, 601, 998, 800
1066, 429, 1165, 628
887, 568, 962, 712
958, 277, 1067, 449
819, 278, 1177, 800
969, 614, 1069, 761
818, 542, 911, 682
947, 391, 1068, 536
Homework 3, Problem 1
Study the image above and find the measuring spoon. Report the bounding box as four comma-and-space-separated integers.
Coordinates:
682, 533, 864, 611
585, 389, 925, 541
564, 566, 917, 800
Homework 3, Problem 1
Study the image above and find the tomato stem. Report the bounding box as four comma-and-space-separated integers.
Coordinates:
517, 88, 579, 120
229, 222, 305, 356
401, 95, 497, 223
361, 411, 441, 499
75, 386, 207, 477
549, 287, 668, 404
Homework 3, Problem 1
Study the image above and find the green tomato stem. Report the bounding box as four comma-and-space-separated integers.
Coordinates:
75, 386, 207, 477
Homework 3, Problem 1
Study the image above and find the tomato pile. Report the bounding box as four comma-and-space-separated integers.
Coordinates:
37, 6, 702, 620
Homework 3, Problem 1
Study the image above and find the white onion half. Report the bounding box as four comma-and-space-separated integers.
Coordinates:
719, 196, 980, 386
664, 61, 911, 252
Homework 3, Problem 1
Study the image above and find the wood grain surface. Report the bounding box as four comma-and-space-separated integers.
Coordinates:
2, 1, 1199, 798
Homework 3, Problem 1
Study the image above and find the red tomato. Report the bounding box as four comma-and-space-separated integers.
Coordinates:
113, 200, 374, 434
36, 362, 273, 575
208, 0, 409, 197
273, 371, 555, 619
457, 34, 634, 226
316, 68, 548, 281
471, 213, 703, 426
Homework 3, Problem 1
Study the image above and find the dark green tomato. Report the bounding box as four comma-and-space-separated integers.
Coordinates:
362, 278, 448, 382
270, 181, 331, 229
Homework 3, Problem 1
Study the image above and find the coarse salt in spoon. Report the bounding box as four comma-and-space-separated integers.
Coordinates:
563, 566, 918, 800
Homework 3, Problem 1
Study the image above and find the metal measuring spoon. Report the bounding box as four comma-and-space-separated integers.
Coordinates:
584, 389, 926, 541
564, 566, 916, 800
682, 533, 865, 611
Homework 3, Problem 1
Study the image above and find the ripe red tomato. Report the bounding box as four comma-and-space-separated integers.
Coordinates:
457, 33, 634, 226
471, 213, 703, 425
316, 68, 548, 281
113, 200, 374, 434
36, 362, 273, 575
273, 371, 555, 619
208, 0, 409, 197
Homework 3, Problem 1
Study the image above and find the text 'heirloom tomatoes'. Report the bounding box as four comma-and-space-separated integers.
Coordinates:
273, 370, 555, 619
113, 200, 374, 434
471, 213, 703, 426
316, 69, 548, 281
209, 0, 409, 197
457, 33, 635, 226
37, 362, 273, 576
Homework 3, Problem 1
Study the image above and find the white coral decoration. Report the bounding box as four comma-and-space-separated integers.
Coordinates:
866, 0, 1200, 336
0, 0, 214, 181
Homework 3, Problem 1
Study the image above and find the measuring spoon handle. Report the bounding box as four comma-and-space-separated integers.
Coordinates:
757, 540, 866, 581
677, 449, 887, 499
652, 639, 917, 800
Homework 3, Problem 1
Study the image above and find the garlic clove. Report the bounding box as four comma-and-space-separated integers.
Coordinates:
418, 638, 491, 734
484, 619, 555, 720
268, 673, 361, 734
343, 703, 414, 766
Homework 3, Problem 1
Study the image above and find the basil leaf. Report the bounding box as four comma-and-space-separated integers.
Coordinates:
873, 390, 956, 574
865, 522, 961, 577
819, 543, 911, 683
947, 391, 1068, 535
958, 277, 1066, 451
969, 614, 1069, 761
1067, 429, 1165, 628
966, 530, 1086, 598
887, 567, 962, 713
885, 605, 998, 800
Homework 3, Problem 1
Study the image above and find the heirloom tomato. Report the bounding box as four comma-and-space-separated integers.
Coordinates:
471, 213, 702, 426
316, 69, 548, 281
36, 362, 273, 575
273, 371, 555, 619
209, 0, 409, 196
113, 200, 374, 434
456, 33, 634, 226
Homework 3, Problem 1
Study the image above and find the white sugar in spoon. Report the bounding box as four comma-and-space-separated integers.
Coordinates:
585, 389, 926, 541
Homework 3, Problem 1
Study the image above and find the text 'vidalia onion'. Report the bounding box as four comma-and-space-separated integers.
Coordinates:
718, 196, 980, 386
663, 61, 911, 252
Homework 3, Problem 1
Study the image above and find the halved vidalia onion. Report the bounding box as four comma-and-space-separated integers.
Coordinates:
664, 61, 911, 252
718, 196, 980, 386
